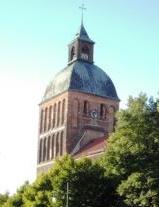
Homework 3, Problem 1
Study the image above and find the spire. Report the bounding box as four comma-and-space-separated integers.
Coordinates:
77, 3, 94, 43
75, 24, 94, 43
79, 3, 86, 25
67, 4, 95, 64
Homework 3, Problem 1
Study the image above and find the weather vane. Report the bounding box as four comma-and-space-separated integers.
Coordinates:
79, 2, 86, 24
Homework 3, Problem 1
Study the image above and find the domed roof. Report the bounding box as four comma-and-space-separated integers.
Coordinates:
42, 61, 119, 102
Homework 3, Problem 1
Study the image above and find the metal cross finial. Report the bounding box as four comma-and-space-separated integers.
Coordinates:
79, 3, 86, 25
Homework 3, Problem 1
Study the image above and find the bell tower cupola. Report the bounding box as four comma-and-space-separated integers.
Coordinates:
68, 23, 95, 65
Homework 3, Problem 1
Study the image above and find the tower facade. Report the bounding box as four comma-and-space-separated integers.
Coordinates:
37, 24, 119, 174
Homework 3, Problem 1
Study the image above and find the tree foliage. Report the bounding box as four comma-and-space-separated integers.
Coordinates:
101, 94, 159, 206
0, 193, 9, 207
49, 155, 116, 207
22, 173, 53, 207
1, 156, 115, 207
3, 181, 29, 207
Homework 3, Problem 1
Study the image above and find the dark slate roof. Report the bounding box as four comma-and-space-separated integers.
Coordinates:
42, 61, 119, 102
75, 23, 94, 43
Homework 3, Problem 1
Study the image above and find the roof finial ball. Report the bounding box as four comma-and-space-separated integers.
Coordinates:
79, 2, 86, 25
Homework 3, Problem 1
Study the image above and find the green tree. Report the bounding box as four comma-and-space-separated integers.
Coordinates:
23, 173, 53, 207
3, 181, 29, 207
118, 172, 159, 207
0, 192, 9, 206
101, 94, 159, 206
49, 155, 116, 207
21, 155, 116, 207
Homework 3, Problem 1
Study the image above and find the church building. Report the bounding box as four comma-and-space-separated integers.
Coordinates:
37, 22, 119, 174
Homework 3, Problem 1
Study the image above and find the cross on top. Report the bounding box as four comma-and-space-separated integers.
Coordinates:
79, 3, 87, 24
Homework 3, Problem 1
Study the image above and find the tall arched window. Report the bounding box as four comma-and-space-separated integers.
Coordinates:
47, 136, 50, 160
56, 133, 59, 157
73, 99, 79, 127
71, 46, 75, 60
52, 103, 56, 128
60, 131, 64, 156
51, 134, 55, 159
83, 100, 89, 115
44, 108, 48, 132
57, 101, 61, 127
43, 138, 47, 161
61, 99, 65, 125
100, 104, 106, 120
48, 106, 52, 130
39, 139, 43, 163
40, 109, 44, 133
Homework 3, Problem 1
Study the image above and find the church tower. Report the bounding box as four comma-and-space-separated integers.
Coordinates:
37, 23, 119, 174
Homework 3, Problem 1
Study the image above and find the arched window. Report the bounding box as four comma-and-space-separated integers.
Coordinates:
83, 100, 89, 115
81, 45, 89, 60
44, 108, 48, 132
51, 134, 55, 159
43, 138, 47, 161
40, 109, 44, 133
48, 106, 52, 130
39, 139, 43, 163
60, 131, 64, 156
73, 99, 79, 127
61, 99, 65, 125
57, 101, 61, 127
56, 133, 59, 157
52, 104, 56, 128
47, 136, 50, 160
71, 46, 75, 60
82, 45, 89, 55
100, 104, 106, 119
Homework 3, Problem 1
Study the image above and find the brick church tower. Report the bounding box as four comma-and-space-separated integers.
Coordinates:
37, 23, 119, 174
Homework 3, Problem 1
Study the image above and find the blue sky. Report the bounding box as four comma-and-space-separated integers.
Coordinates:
0, 0, 159, 194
